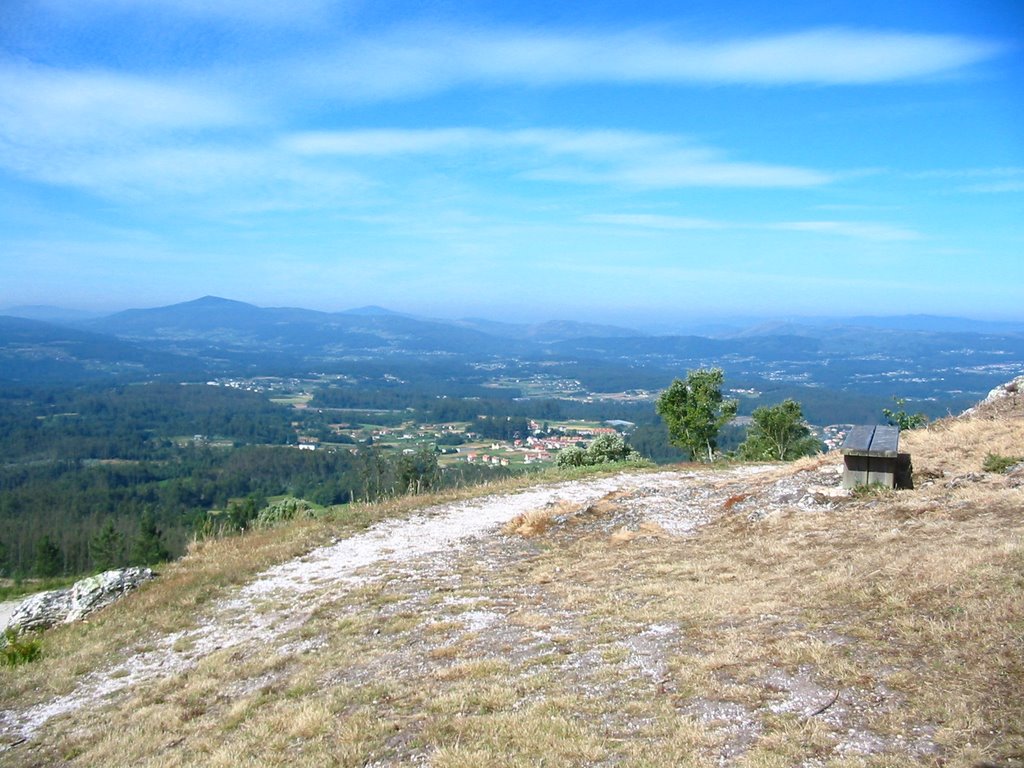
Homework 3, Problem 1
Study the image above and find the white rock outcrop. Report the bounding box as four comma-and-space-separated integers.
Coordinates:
961, 375, 1024, 416
3, 567, 154, 634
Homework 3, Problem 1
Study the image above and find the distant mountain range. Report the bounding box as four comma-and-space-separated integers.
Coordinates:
4, 298, 1021, 338
1, 297, 1022, 407
82, 296, 644, 349
717, 315, 1024, 338
0, 305, 106, 324
0, 296, 649, 381
0, 314, 200, 382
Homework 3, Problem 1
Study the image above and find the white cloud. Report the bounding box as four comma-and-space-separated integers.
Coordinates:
284, 128, 487, 156
685, 28, 1000, 85
284, 127, 834, 189
300, 25, 1005, 99
909, 167, 1024, 194
962, 180, 1024, 193
586, 213, 922, 242
771, 220, 922, 241
32, 145, 367, 209
0, 60, 310, 206
591, 153, 832, 188
0, 60, 244, 150
283, 127, 672, 156
583, 214, 724, 230
37, 0, 336, 26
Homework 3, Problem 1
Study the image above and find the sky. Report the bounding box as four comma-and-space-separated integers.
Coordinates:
0, 0, 1022, 325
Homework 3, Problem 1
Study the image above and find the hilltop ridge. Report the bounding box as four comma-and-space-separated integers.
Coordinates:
0, 381, 1022, 767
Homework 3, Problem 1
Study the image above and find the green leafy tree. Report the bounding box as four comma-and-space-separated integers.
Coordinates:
132, 512, 170, 565
33, 535, 63, 578
226, 495, 260, 531
882, 397, 928, 430
398, 446, 440, 494
357, 444, 393, 501
655, 369, 738, 462
737, 399, 821, 461
89, 520, 126, 572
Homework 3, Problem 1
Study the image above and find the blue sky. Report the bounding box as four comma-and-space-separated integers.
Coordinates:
1, 0, 1021, 324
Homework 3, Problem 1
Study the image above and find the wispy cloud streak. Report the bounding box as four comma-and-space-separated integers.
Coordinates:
591, 213, 923, 242
0, 59, 243, 147
284, 127, 834, 189
36, 0, 336, 26
301, 25, 1004, 99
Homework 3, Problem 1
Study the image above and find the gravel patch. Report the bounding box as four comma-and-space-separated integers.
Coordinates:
0, 469, 713, 746
1, 461, 866, 759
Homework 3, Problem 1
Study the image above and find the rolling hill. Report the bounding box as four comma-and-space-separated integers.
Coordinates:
1, 381, 1021, 766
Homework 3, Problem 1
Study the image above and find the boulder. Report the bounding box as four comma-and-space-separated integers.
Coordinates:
4, 567, 154, 634
4, 589, 73, 634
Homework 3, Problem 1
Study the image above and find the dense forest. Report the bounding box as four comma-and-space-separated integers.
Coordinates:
0, 373, 928, 580
0, 382, 527, 577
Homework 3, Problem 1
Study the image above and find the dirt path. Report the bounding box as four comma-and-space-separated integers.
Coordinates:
1, 465, 788, 748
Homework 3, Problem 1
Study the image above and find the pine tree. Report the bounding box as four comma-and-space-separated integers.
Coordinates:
33, 535, 64, 578
132, 512, 170, 565
90, 520, 126, 572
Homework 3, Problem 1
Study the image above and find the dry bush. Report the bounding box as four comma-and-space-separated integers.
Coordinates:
721, 493, 747, 511
501, 501, 577, 538
608, 522, 670, 544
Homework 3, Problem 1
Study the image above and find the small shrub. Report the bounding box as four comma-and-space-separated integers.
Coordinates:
556, 434, 646, 470
883, 397, 928, 431
982, 453, 1022, 474
555, 446, 588, 469
255, 497, 319, 528
1, 628, 42, 666
851, 482, 896, 498
502, 508, 556, 538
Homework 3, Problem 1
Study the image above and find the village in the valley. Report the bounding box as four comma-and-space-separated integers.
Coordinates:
206, 374, 857, 465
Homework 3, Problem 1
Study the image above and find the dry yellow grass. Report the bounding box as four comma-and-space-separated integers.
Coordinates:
2, 398, 1022, 767
500, 501, 573, 537
901, 391, 1024, 478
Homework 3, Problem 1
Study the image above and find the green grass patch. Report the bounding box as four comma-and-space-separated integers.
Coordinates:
0, 575, 79, 602
982, 452, 1023, 473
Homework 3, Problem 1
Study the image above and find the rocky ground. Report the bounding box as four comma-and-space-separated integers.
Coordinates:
0, 463, 838, 748
1, 413, 1021, 767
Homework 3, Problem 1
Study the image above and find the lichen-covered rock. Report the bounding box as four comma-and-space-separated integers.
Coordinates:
65, 567, 155, 623
3, 567, 154, 633
4, 589, 73, 633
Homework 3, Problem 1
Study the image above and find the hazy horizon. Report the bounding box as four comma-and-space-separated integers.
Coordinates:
1, 1, 1022, 319
4, 294, 1024, 335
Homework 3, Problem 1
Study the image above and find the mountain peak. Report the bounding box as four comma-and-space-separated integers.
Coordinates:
341, 305, 404, 317
183, 296, 256, 309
